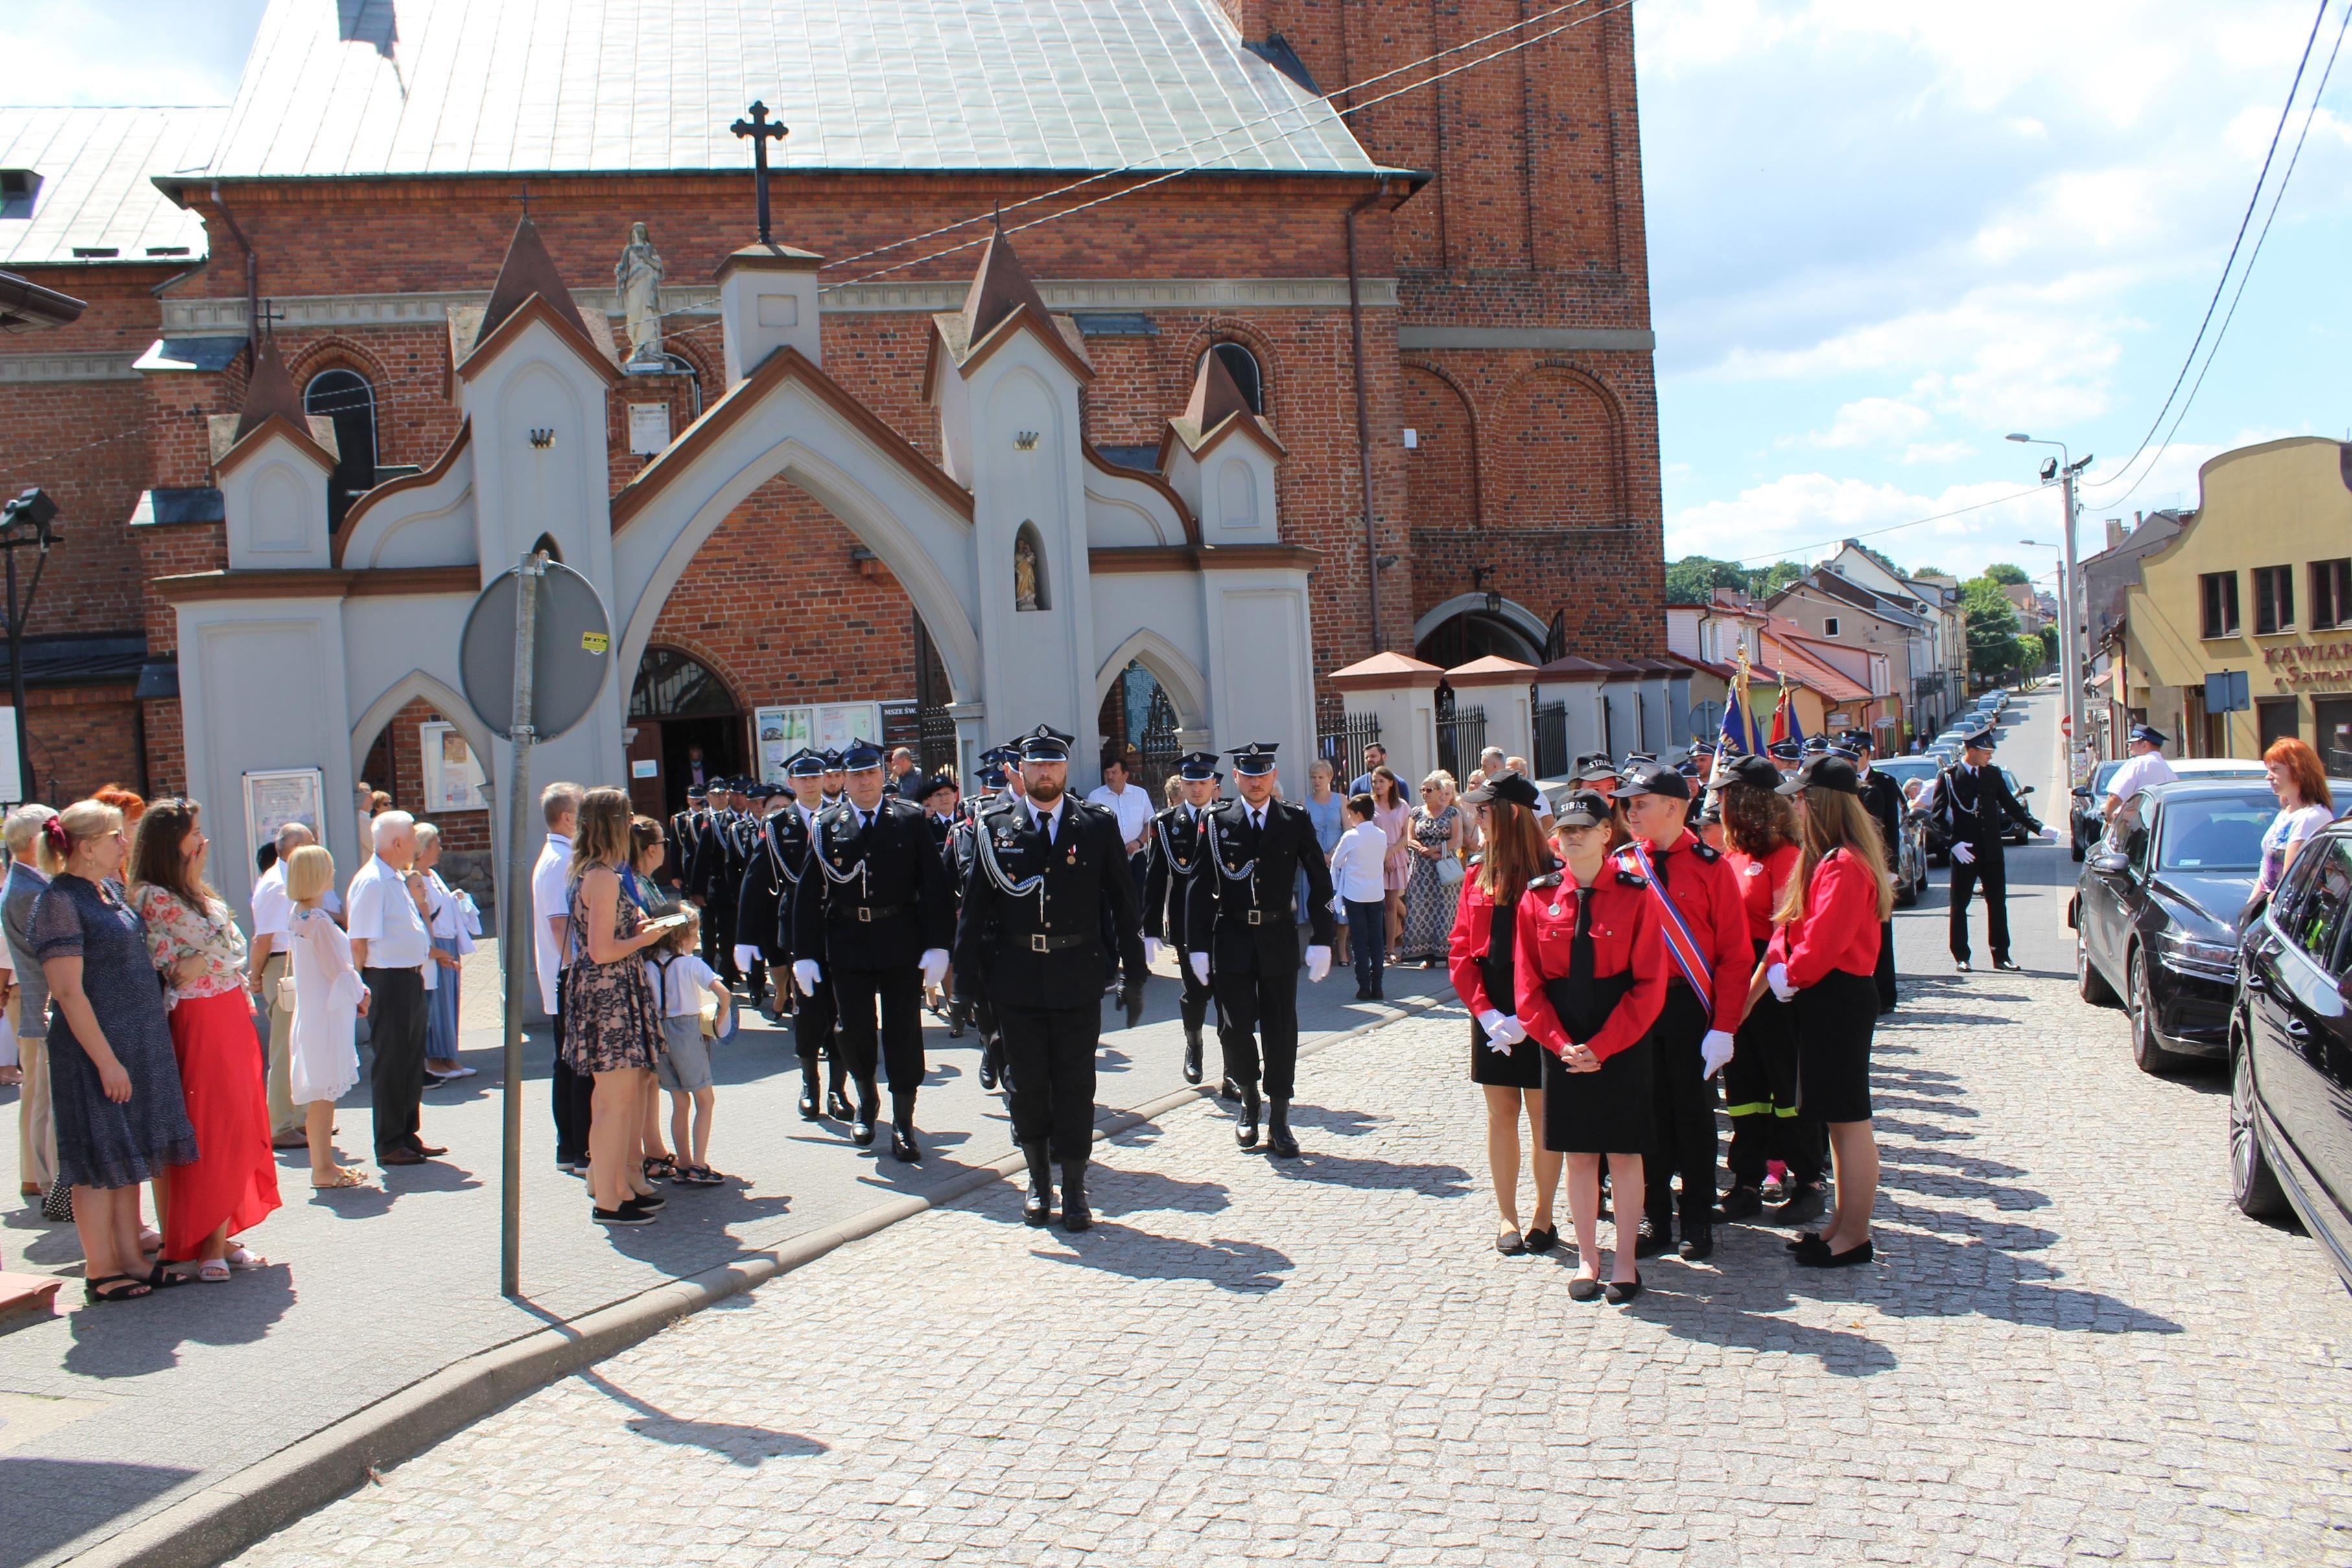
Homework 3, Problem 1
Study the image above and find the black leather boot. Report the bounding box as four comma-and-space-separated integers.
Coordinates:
827, 1056, 854, 1121
1059, 1158, 1091, 1232
797, 1063, 822, 1121
977, 1037, 999, 1092
1182, 1028, 1203, 1086
851, 1081, 879, 1147
1235, 1086, 1262, 1149
1020, 1141, 1053, 1226
890, 1094, 921, 1162
1265, 1097, 1299, 1158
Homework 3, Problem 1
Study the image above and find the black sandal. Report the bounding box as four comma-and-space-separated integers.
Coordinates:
84, 1273, 152, 1303
676, 1165, 724, 1186
642, 1156, 677, 1182
143, 1265, 192, 1289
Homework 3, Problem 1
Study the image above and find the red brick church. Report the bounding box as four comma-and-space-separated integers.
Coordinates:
0, 0, 1660, 863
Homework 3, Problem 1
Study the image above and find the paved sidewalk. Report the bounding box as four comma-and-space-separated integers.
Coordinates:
0, 939, 1454, 1568
219, 939, 2352, 1567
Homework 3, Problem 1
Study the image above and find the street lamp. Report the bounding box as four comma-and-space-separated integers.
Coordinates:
0, 488, 62, 805
2006, 434, 2093, 750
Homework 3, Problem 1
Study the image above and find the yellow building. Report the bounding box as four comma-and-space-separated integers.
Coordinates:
2123, 436, 2352, 767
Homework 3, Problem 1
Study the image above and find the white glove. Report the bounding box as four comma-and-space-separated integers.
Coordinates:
1700, 1029, 1736, 1079
1478, 1011, 1527, 1047
733, 944, 761, 973
792, 959, 822, 998
1305, 945, 1331, 983
1766, 963, 1795, 1002
1144, 937, 1162, 967
1190, 952, 1210, 985
2039, 826, 2058, 841
919, 948, 948, 989
1952, 841, 1976, 865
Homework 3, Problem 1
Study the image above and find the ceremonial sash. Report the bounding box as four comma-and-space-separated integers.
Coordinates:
1622, 839, 1712, 996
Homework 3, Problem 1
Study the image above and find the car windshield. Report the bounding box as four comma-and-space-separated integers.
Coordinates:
1876, 758, 1937, 786
2155, 790, 2278, 872
2091, 760, 2124, 791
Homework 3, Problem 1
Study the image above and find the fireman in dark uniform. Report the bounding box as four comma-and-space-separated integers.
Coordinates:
691, 779, 747, 986
733, 784, 791, 1020
1931, 725, 2049, 971
1844, 729, 1907, 1012
954, 726, 1147, 1231
773, 750, 852, 1121
789, 738, 954, 1160
1186, 743, 1336, 1158
1143, 751, 1222, 1086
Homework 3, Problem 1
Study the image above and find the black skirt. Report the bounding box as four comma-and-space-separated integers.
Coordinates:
1794, 968, 1877, 1123
1542, 1031, 1654, 1154
1469, 1012, 1543, 1088
1724, 938, 1800, 1117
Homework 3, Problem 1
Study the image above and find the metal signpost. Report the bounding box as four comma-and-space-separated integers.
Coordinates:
459, 553, 612, 1298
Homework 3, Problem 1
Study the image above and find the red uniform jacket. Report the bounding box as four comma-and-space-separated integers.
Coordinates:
1766, 846, 1883, 986
1446, 865, 1514, 1019
1512, 863, 1668, 1062
1723, 843, 1800, 944
1616, 832, 1753, 1035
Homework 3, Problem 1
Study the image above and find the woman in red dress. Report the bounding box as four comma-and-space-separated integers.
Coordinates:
1514, 790, 1670, 1303
1447, 770, 1558, 1256
1763, 755, 1893, 1269
127, 798, 281, 1280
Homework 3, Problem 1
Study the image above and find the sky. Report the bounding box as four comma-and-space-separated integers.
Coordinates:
5, 0, 2347, 593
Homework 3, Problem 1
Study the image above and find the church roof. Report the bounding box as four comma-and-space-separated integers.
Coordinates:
233, 334, 306, 441
186, 0, 1382, 185
0, 107, 224, 267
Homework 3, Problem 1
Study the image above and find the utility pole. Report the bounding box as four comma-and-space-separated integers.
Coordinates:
2006, 434, 2093, 756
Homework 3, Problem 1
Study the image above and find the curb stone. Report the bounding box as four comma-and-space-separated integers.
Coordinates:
57, 989, 1449, 1568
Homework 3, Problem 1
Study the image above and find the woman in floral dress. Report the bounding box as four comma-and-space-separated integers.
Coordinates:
562, 788, 668, 1227
1397, 771, 1466, 965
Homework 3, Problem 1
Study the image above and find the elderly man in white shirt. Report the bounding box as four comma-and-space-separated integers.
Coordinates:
2103, 723, 2179, 829
246, 819, 318, 1148
347, 810, 439, 1165
1085, 753, 1158, 904
534, 783, 589, 1173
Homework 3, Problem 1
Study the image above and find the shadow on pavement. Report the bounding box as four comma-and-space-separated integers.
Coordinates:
1037, 1220, 1290, 1293
0, 1457, 198, 1565
578, 1368, 827, 1466
62, 1267, 297, 1379
1265, 1149, 1473, 1197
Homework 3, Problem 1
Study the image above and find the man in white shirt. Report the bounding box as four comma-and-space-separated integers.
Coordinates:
1085, 752, 1157, 902
2103, 724, 2178, 827
246, 819, 317, 1147
533, 783, 587, 1172
348, 810, 438, 1165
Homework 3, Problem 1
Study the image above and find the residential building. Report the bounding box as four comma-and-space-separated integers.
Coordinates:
2082, 509, 2186, 759
1768, 570, 1922, 744
1666, 590, 1873, 746
2121, 437, 2352, 767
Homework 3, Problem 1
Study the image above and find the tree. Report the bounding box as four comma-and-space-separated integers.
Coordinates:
2038, 624, 2058, 668
1962, 576, 2025, 681
1982, 562, 2030, 585
1664, 556, 1746, 605
1750, 559, 1809, 598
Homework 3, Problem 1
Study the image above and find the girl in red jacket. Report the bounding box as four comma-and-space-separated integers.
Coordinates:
1714, 755, 1822, 1226
1447, 771, 1558, 1256
1516, 790, 1669, 1302
1763, 753, 1893, 1269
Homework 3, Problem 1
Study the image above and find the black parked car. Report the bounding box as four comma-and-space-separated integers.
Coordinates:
2231, 819, 2352, 1291
2071, 779, 2276, 1074
2069, 759, 2125, 862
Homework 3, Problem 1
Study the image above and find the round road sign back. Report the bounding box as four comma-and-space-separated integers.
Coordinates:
460, 559, 613, 742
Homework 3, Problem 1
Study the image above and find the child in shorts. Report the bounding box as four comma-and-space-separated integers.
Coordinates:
644, 913, 733, 1185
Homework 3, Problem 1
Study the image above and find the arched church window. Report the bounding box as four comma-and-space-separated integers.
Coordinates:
303, 368, 377, 530
530, 533, 564, 564
630, 646, 737, 720
1202, 342, 1264, 415
1014, 523, 1049, 611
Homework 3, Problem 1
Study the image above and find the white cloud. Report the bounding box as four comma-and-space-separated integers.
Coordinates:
1903, 441, 1977, 465
1787, 397, 1933, 451
0, 1, 263, 106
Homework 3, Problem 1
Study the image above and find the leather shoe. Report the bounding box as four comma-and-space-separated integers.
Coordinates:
1568, 1276, 1603, 1302
891, 1125, 921, 1163
1265, 1099, 1300, 1159
976, 1052, 998, 1092
1772, 1183, 1828, 1227
411, 1142, 447, 1158
1219, 1074, 1241, 1103
1059, 1159, 1091, 1232
1953, 959, 1973, 972
1795, 1239, 1874, 1269
1993, 957, 2023, 972
1020, 1141, 1053, 1227
1604, 1274, 1644, 1304
1182, 1029, 1203, 1086
1718, 1185, 1764, 1222
851, 1117, 877, 1148
1523, 1224, 1558, 1254
827, 1088, 855, 1120
1676, 1223, 1714, 1261
1634, 1217, 1671, 1258
379, 1148, 426, 1166
797, 1085, 821, 1121
1234, 1089, 1261, 1150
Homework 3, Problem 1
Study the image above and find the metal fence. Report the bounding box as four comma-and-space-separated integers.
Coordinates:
1533, 699, 1570, 779
1128, 686, 1182, 797
1318, 710, 1381, 780
1435, 704, 1487, 781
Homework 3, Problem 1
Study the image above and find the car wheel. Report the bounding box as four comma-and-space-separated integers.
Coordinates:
2076, 931, 2117, 1006
2071, 833, 2086, 863
2230, 1040, 2290, 1219
2128, 947, 2195, 1075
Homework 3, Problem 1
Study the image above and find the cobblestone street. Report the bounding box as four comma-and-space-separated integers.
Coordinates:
224, 830, 2352, 1565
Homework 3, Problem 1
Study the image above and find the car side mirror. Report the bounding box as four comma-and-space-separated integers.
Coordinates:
2017, 784, 2034, 796
2089, 850, 2131, 876
2071, 786, 2091, 797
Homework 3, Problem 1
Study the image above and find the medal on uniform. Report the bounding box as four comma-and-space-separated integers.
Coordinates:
1549, 904, 1561, 917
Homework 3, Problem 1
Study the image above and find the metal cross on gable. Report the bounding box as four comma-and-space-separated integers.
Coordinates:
731, 100, 790, 244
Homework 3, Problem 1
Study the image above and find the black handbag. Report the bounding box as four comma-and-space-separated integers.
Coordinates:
40, 1170, 71, 1223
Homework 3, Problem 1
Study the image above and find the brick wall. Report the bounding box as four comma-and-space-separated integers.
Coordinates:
370, 695, 493, 853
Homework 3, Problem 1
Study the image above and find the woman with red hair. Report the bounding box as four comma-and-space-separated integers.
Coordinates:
2255, 737, 2335, 905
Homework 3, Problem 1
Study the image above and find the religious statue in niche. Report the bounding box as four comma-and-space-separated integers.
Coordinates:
615, 222, 667, 368
1014, 528, 1046, 611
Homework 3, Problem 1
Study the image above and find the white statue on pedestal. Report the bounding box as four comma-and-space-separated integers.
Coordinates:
615, 222, 666, 368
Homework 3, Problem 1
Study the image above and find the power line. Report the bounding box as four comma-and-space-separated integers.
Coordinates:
1726, 486, 2047, 567
2085, 0, 2331, 498
2094, 0, 2351, 511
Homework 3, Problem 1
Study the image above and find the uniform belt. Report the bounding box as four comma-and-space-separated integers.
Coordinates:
1232, 906, 1292, 926
830, 902, 908, 924
1018, 932, 1094, 953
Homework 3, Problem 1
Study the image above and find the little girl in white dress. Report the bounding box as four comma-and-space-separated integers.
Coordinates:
284, 845, 369, 1188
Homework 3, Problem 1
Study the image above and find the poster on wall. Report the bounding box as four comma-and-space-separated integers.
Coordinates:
419, 721, 488, 812
753, 703, 890, 783
243, 767, 325, 867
